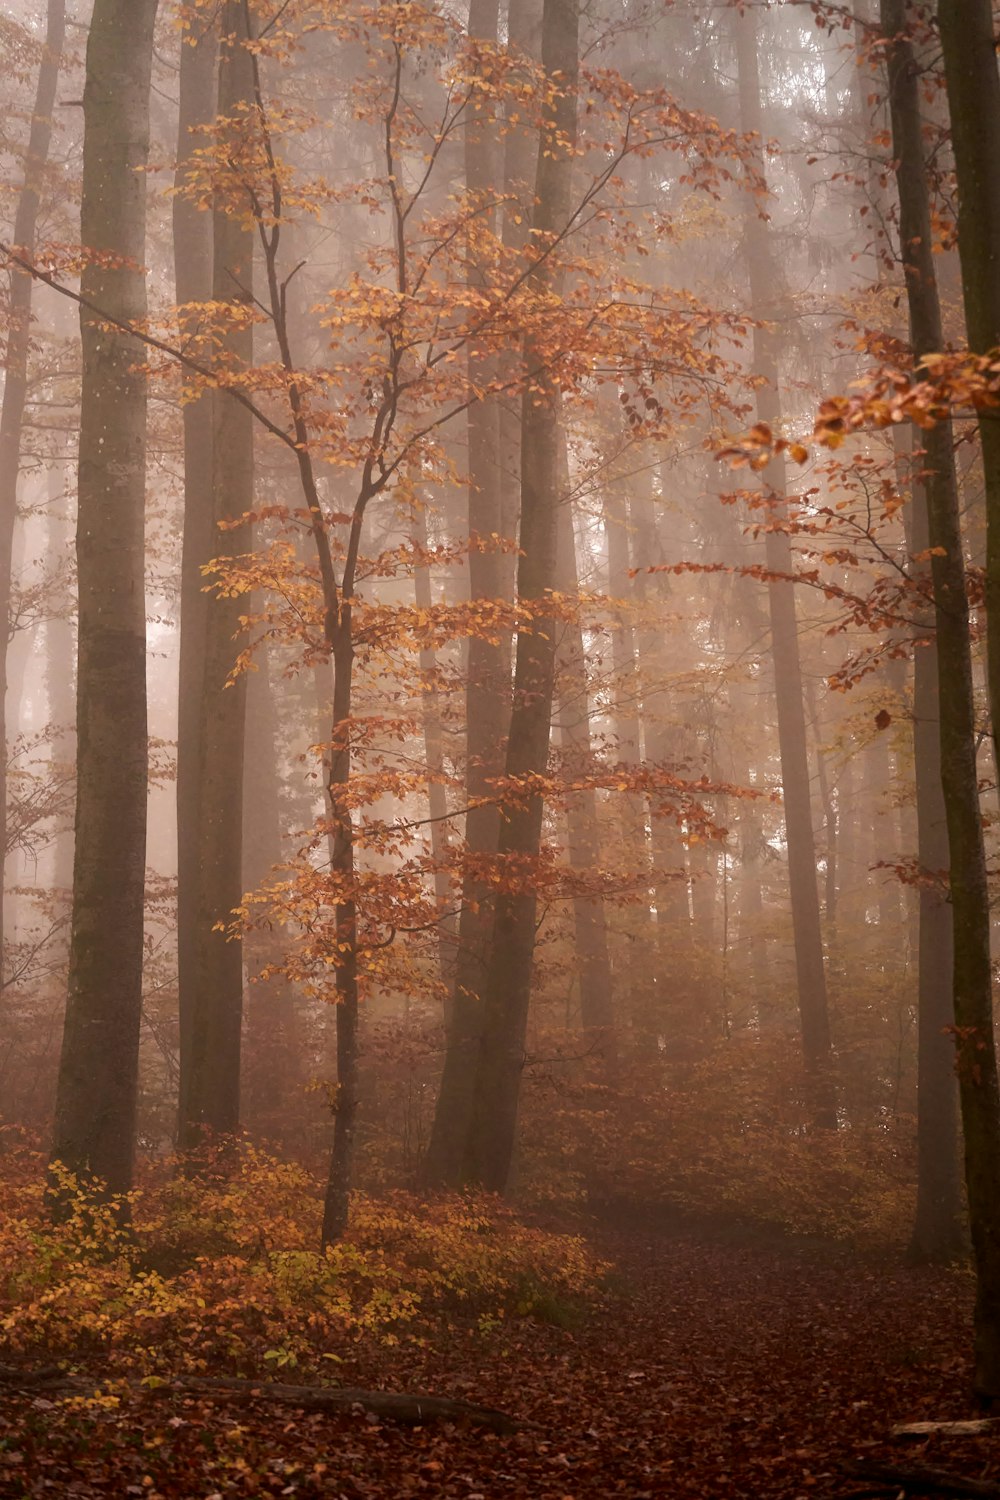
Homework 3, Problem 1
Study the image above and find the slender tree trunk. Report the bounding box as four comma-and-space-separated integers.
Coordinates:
44, 465, 75, 895
463, 0, 579, 1191
555, 479, 616, 1072
905, 471, 962, 1263
319, 628, 359, 1246
242, 641, 300, 1145
50, 0, 157, 1197
497, 0, 542, 602
173, 0, 217, 1144
0, 0, 66, 984
629, 493, 692, 1037
937, 1, 1000, 783
736, 7, 834, 1119
411, 504, 456, 998
885, 0, 998, 1351
603, 479, 645, 855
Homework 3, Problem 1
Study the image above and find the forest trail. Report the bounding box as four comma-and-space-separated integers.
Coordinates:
0, 1225, 984, 1498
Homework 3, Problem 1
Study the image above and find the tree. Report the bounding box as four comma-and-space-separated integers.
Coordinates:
877, 0, 963, 1264
177, 0, 254, 1153
0, 0, 65, 982
423, 0, 512, 1188
173, 0, 217, 1145
937, 0, 1000, 781
461, 0, 581, 1191
50, 0, 158, 1196
890, 0, 1000, 1391
735, 4, 834, 1122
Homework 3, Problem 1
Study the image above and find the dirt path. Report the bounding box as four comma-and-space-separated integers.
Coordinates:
0, 1227, 987, 1497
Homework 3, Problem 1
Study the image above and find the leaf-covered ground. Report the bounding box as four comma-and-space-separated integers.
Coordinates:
0, 1224, 990, 1498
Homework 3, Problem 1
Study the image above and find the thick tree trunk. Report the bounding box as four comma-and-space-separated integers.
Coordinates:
0, 0, 66, 983
424, 0, 509, 1188
886, 0, 999, 1355
736, 7, 834, 1119
937, 1, 1000, 781
178, 0, 254, 1152
173, 0, 217, 1144
463, 0, 580, 1191
50, 0, 157, 1196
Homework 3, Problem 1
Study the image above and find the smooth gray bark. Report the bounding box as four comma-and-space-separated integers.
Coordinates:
51, 0, 158, 1197
178, 0, 254, 1151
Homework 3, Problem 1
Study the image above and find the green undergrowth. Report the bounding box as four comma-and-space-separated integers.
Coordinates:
0, 1144, 608, 1380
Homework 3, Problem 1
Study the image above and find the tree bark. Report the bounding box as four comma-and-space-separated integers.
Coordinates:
937, 0, 1000, 780
50, 0, 158, 1197
177, 0, 254, 1152
173, 0, 217, 1145
424, 0, 509, 1188
44, 464, 75, 896
463, 0, 580, 1191
735, 6, 835, 1120
885, 0, 1000, 1367
242, 641, 301, 1145
411, 502, 456, 998
0, 0, 66, 983
555, 471, 616, 1072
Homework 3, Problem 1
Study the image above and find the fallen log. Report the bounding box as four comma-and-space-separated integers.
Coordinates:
893, 1423, 1000, 1440
841, 1460, 1000, 1497
0, 1367, 528, 1435
176, 1376, 531, 1433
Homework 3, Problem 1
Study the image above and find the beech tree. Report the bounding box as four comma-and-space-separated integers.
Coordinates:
461, 0, 581, 1191
877, 0, 963, 1265
938, 1, 1000, 779
0, 0, 65, 979
173, 0, 217, 1145
734, 4, 834, 1122
177, 0, 254, 1152
50, 0, 159, 1196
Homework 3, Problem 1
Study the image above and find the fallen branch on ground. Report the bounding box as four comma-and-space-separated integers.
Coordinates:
0, 1365, 530, 1435
893, 1422, 1000, 1439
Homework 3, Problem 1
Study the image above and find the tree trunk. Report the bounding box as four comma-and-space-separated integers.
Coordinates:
411, 503, 456, 999
178, 1, 253, 1152
319, 629, 360, 1246
424, 0, 509, 1188
497, 0, 542, 603
50, 0, 157, 1197
242, 640, 301, 1146
173, 0, 217, 1145
555, 473, 616, 1072
937, 0, 1000, 783
735, 6, 834, 1120
463, 0, 579, 1191
885, 0, 999, 1360
44, 465, 75, 895
0, 0, 66, 984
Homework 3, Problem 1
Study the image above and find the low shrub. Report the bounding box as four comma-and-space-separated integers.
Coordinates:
0, 1144, 607, 1377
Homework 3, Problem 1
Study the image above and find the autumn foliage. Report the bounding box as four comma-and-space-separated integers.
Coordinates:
0, 1140, 605, 1379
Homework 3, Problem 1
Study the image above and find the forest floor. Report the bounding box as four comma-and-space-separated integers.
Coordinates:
0, 1221, 990, 1499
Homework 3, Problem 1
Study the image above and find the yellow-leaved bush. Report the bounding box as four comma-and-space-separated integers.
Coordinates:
0, 1143, 606, 1376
